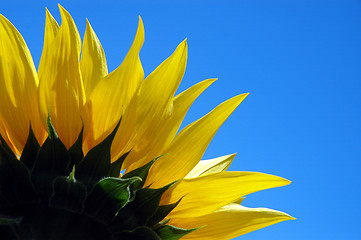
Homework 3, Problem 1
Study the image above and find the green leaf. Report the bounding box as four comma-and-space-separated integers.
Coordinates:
20, 126, 40, 170
0, 143, 37, 206
109, 151, 130, 178
68, 126, 84, 166
147, 198, 182, 227
84, 177, 140, 223
122, 156, 159, 189
155, 225, 196, 240
75, 120, 120, 189
110, 182, 175, 231
49, 174, 87, 214
112, 226, 161, 240
31, 118, 71, 199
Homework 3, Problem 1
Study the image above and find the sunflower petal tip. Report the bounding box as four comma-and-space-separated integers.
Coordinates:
281, 211, 296, 221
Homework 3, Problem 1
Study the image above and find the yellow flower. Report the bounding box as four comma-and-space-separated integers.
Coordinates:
0, 5, 294, 239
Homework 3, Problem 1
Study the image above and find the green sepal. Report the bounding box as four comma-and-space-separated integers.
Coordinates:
0, 135, 16, 159
110, 182, 175, 231
0, 214, 22, 225
49, 169, 87, 214
68, 126, 84, 166
84, 177, 141, 223
109, 151, 130, 178
147, 198, 182, 227
75, 121, 120, 190
112, 226, 161, 240
0, 142, 37, 207
20, 126, 40, 171
122, 156, 160, 190
31, 118, 71, 199
154, 225, 197, 240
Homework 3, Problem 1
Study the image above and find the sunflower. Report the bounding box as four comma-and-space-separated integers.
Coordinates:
0, 5, 294, 240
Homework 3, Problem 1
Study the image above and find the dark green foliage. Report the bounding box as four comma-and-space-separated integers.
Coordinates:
68, 126, 84, 166
49, 175, 87, 214
0, 214, 22, 225
122, 156, 159, 189
0, 135, 17, 159
31, 119, 71, 199
110, 182, 175, 231
0, 138, 37, 207
155, 225, 197, 240
113, 226, 161, 240
147, 198, 183, 227
20, 126, 40, 170
109, 151, 130, 177
84, 177, 140, 223
75, 121, 120, 190
0, 119, 194, 239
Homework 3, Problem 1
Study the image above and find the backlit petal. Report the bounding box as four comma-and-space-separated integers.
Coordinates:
185, 153, 236, 178
85, 16, 144, 151
0, 14, 45, 154
160, 171, 290, 218
38, 5, 85, 148
80, 19, 108, 98
169, 204, 294, 240
113, 39, 187, 167
146, 94, 248, 188
126, 79, 216, 171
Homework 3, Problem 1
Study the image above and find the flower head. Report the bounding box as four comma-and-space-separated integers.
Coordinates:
0, 5, 294, 239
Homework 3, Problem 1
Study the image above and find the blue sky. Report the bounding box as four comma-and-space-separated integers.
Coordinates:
1, 0, 361, 239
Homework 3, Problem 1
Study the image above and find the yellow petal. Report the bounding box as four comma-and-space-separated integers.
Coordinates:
0, 14, 45, 154
80, 19, 108, 98
126, 78, 216, 171
38, 5, 85, 148
169, 204, 295, 240
146, 94, 248, 188
160, 171, 291, 218
84, 16, 144, 151
112, 39, 188, 167
38, 8, 59, 73
185, 153, 236, 178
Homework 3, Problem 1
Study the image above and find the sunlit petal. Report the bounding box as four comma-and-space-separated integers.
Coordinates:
126, 78, 216, 171
169, 204, 295, 240
38, 5, 85, 148
185, 153, 236, 178
146, 94, 248, 188
0, 14, 45, 154
114, 39, 188, 167
80, 19, 108, 98
85, 16, 144, 152
160, 171, 290, 218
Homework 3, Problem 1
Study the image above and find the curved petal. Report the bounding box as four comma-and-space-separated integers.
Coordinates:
185, 153, 236, 178
80, 19, 108, 98
160, 171, 291, 218
38, 8, 59, 73
38, 5, 85, 148
84, 16, 144, 151
113, 39, 188, 167
0, 14, 45, 154
146, 94, 248, 188
126, 78, 216, 171
169, 204, 294, 240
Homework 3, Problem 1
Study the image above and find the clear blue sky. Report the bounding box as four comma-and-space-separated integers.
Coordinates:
1, 1, 360, 239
